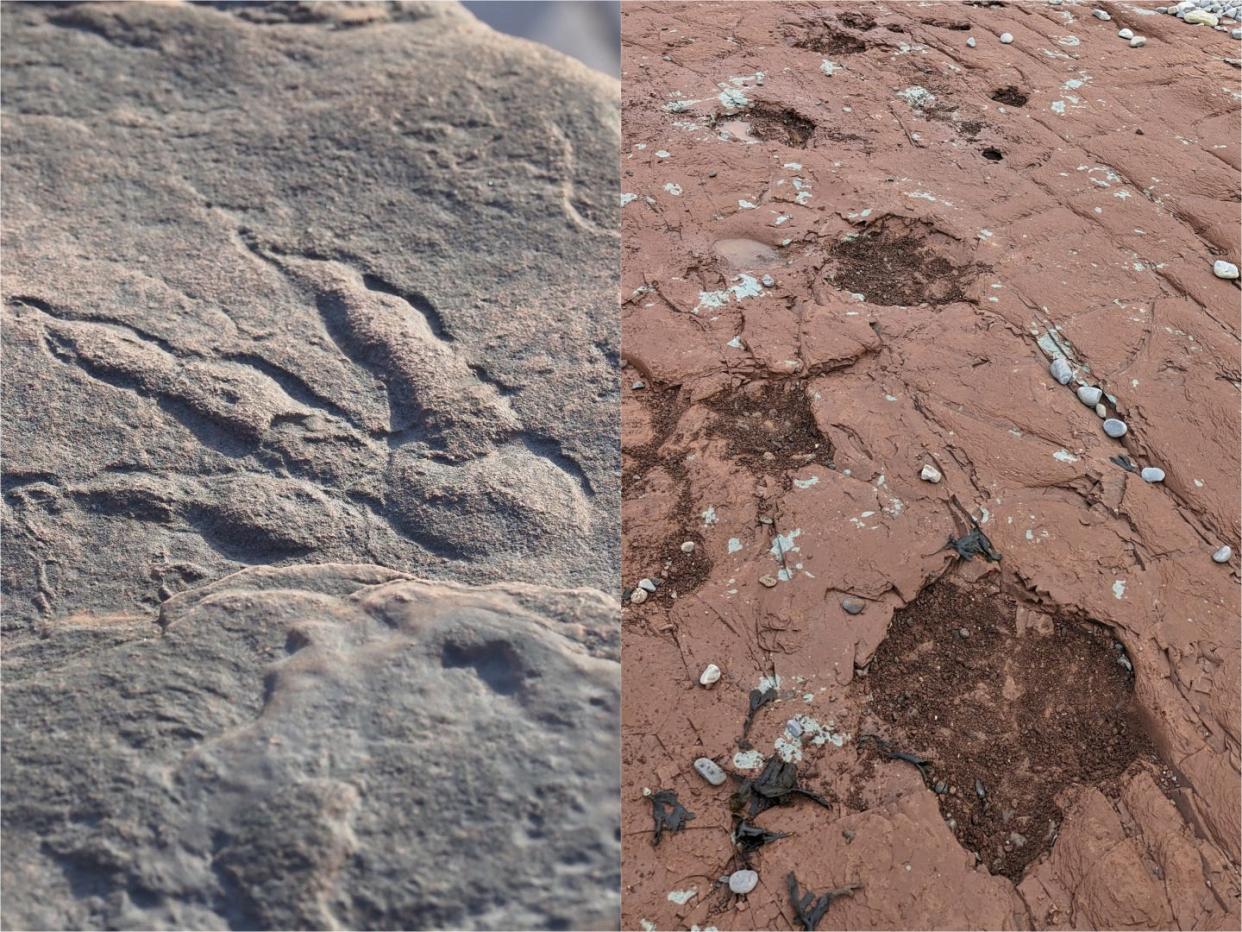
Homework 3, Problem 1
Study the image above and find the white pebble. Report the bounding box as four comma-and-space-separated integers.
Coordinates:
967, 36, 977, 47
785, 718, 803, 738
1093, 9, 1112, 19
1140, 467, 1165, 483
699, 663, 722, 686
630, 588, 648, 604
1233, 28, 1242, 38
639, 578, 657, 592
680, 540, 696, 553
1095, 402, 1108, 418
1119, 27, 1135, 38
1077, 385, 1103, 407
1050, 358, 1073, 385
1212, 545, 1233, 563
1185, 9, 1220, 25
1213, 259, 1240, 279
1103, 418, 1128, 438
694, 757, 727, 786
729, 870, 759, 895
1000, 32, 1014, 43
920, 464, 943, 483
1130, 35, 1148, 46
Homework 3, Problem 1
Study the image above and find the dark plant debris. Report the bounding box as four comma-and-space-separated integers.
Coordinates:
731, 755, 832, 818
787, 872, 861, 931
649, 789, 694, 846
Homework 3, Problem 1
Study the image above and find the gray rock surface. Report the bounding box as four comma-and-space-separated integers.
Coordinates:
1, 565, 620, 930
1, 2, 619, 928
2, 0, 620, 625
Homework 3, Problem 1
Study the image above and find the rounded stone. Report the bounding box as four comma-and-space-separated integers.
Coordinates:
629, 588, 648, 605
694, 757, 727, 786
999, 32, 1014, 43
1095, 402, 1108, 418
1119, 27, 1135, 38
1093, 9, 1112, 19
759, 574, 778, 588
1213, 259, 1240, 279
1050, 358, 1073, 385
729, 870, 759, 895
785, 718, 803, 738
639, 578, 657, 592
1212, 545, 1232, 563
1103, 418, 1128, 438
920, 463, 943, 483
1140, 467, 1165, 483
966, 36, 977, 47
680, 540, 696, 553
841, 596, 866, 615
1130, 35, 1148, 46
699, 663, 722, 686
1077, 385, 1103, 407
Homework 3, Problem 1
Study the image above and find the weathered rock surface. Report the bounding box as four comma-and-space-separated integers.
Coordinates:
2, 0, 620, 623
2, 2, 619, 928
1, 565, 620, 930
620, 2, 1239, 929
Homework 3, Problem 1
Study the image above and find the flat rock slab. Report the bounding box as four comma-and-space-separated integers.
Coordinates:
1, 564, 620, 930
1, 0, 620, 626
620, 2, 1239, 929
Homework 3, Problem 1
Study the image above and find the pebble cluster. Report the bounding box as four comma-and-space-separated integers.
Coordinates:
1160, 0, 1242, 36
1047, 356, 1232, 562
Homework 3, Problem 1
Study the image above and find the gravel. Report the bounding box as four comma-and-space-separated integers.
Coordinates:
694, 757, 728, 786
1077, 385, 1104, 407
729, 870, 759, 895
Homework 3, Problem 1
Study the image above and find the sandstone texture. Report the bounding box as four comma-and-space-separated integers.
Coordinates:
620, 3, 1240, 929
2, 2, 619, 928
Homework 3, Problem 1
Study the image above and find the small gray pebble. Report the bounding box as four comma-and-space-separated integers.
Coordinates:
680, 541, 696, 553
729, 869, 759, 895
934, 780, 948, 794
761, 274, 775, 287
1095, 402, 1108, 418
1234, 28, 1242, 37
699, 663, 721, 686
1009, 832, 1028, 848
1130, 35, 1148, 46
639, 578, 657, 592
785, 718, 803, 738
1050, 358, 1073, 385
629, 588, 648, 605
1212, 545, 1233, 563
999, 32, 1014, 43
958, 627, 970, 638
1077, 385, 1103, 407
759, 574, 778, 588
967, 36, 977, 47
1213, 259, 1240, 279
841, 596, 866, 615
1093, 9, 1112, 19
1140, 467, 1165, 483
1103, 418, 1128, 438
694, 757, 727, 786
632, 380, 646, 390
1119, 27, 1135, 38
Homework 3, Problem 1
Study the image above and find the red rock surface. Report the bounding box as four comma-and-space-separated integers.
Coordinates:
620, 2, 1240, 929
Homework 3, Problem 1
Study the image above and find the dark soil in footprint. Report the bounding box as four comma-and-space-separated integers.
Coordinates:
623, 383, 686, 491
746, 104, 815, 148
991, 86, 1028, 107
866, 582, 1156, 881
828, 217, 982, 306
791, 20, 869, 55
705, 379, 833, 475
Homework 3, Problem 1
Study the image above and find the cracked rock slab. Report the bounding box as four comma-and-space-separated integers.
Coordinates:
1, 564, 620, 930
